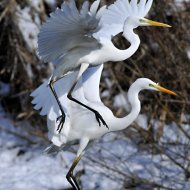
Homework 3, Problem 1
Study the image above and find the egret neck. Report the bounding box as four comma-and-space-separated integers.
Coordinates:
110, 81, 141, 132
108, 26, 140, 62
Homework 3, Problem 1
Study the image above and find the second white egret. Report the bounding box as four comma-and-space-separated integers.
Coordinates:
31, 65, 176, 190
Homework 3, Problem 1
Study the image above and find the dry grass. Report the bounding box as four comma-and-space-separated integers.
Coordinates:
0, 0, 48, 127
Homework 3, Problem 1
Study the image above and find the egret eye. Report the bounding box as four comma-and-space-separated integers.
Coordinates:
149, 84, 154, 87
139, 19, 145, 23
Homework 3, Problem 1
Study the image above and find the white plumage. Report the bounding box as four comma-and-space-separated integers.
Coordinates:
35, 0, 170, 133
31, 1, 173, 189
31, 64, 176, 190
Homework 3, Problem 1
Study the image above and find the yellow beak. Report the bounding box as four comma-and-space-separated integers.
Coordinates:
144, 18, 171, 27
153, 84, 176, 96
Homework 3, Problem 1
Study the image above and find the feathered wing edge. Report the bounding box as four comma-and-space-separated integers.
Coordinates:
37, 0, 154, 61
30, 71, 78, 117
82, 65, 103, 103
30, 64, 104, 118
94, 0, 153, 40
31, 65, 104, 148
37, 0, 103, 63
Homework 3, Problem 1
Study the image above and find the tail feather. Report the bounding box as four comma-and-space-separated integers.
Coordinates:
43, 144, 64, 154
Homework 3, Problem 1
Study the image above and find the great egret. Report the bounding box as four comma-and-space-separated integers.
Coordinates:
37, 0, 171, 132
31, 65, 176, 190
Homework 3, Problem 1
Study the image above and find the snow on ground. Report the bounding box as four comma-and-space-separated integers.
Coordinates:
0, 106, 68, 190
1, 90, 190, 190
0, 104, 122, 190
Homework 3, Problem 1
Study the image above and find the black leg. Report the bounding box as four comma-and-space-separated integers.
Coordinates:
66, 155, 82, 190
49, 79, 66, 133
67, 81, 109, 129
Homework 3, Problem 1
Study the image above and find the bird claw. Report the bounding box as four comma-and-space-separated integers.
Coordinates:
94, 111, 109, 129
56, 115, 66, 133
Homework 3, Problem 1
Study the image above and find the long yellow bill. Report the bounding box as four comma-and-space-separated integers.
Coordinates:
153, 84, 176, 96
144, 18, 171, 27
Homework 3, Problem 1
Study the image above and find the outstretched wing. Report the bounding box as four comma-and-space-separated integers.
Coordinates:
82, 65, 103, 103
38, 0, 103, 63
31, 72, 78, 117
31, 65, 103, 117
38, 0, 154, 61
94, 0, 153, 40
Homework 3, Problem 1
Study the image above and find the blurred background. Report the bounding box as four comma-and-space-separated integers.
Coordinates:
0, 0, 190, 189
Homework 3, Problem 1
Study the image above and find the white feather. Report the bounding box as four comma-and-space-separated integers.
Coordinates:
80, 1, 89, 18
122, 0, 132, 14
144, 0, 153, 16
38, 0, 99, 63
90, 0, 100, 16
82, 65, 103, 103
130, 0, 138, 14
96, 5, 107, 19
31, 71, 78, 117
138, 0, 147, 15
31, 65, 104, 118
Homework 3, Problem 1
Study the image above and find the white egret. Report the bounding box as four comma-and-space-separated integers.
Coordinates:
31, 65, 176, 190
37, 0, 171, 132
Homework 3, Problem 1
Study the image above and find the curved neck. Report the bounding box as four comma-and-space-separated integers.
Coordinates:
108, 28, 140, 62
110, 83, 141, 132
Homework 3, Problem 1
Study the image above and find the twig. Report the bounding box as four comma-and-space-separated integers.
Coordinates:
0, 125, 36, 144
0, 0, 15, 22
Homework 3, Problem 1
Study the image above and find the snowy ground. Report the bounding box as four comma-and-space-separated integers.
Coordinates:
1, 102, 190, 190
0, 104, 121, 190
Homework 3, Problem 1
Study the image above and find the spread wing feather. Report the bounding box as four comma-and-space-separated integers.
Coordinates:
82, 65, 103, 103
38, 0, 101, 63
94, 0, 154, 40
31, 72, 78, 116
144, 0, 153, 16
38, 0, 154, 61
31, 65, 103, 117
90, 0, 101, 16
80, 1, 89, 18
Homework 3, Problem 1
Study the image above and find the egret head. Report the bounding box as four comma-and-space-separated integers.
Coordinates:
122, 0, 171, 30
125, 16, 171, 29
135, 78, 176, 95
138, 17, 171, 28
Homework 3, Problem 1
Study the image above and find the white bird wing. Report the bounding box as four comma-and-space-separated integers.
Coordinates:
31, 65, 103, 117
38, 0, 102, 63
94, 0, 153, 40
31, 71, 78, 117
38, 0, 154, 62
31, 65, 103, 147
82, 65, 103, 103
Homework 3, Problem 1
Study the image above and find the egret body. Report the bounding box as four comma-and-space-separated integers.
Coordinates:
31, 65, 176, 190
37, 0, 171, 132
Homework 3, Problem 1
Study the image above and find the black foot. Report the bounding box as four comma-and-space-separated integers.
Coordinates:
94, 111, 109, 129
56, 115, 66, 133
